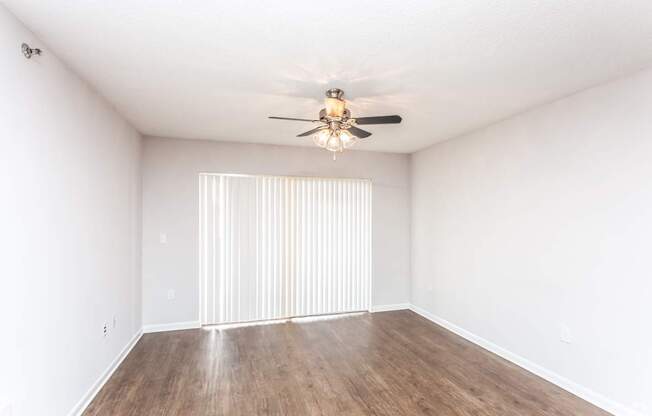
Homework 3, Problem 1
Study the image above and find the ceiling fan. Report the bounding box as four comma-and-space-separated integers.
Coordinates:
269, 88, 402, 159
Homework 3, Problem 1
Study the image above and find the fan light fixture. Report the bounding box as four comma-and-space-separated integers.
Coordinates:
269, 88, 402, 160
313, 129, 359, 155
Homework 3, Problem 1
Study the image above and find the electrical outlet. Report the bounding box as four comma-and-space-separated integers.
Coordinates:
159, 232, 167, 244
560, 324, 572, 344
112, 315, 117, 329
103, 323, 108, 337
167, 289, 175, 300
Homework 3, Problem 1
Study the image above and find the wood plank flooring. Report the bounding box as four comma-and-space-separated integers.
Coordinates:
84, 310, 610, 415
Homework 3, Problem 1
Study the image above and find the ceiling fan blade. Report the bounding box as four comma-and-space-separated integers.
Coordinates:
297, 126, 328, 137
347, 126, 372, 138
269, 116, 319, 122
354, 115, 402, 125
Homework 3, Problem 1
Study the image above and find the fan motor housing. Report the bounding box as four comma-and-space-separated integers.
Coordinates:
320, 108, 350, 122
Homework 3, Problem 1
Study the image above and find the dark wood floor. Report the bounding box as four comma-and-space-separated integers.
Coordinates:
84, 310, 610, 415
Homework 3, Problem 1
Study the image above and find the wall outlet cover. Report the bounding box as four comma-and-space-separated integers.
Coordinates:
560, 324, 572, 344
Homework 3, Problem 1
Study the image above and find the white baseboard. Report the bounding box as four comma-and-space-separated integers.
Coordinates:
68, 329, 142, 416
142, 320, 201, 333
370, 303, 411, 313
409, 304, 646, 416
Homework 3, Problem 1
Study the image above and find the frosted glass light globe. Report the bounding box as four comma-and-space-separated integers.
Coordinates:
313, 129, 330, 148
339, 130, 357, 148
326, 134, 341, 152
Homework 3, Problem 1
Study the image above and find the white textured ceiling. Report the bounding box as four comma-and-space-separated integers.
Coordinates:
6, 1, 652, 153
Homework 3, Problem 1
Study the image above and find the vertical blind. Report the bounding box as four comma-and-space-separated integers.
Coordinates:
199, 174, 372, 325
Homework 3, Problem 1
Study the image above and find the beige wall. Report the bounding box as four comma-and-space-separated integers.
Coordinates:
142, 137, 411, 326
411, 68, 652, 415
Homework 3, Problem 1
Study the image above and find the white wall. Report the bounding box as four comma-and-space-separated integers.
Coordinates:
0, 6, 142, 416
142, 137, 411, 327
5, 3, 648, 414
411, 68, 652, 415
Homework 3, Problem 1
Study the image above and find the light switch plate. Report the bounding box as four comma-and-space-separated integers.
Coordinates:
159, 233, 167, 244
0, 398, 13, 416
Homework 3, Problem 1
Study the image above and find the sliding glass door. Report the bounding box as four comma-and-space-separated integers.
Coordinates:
199, 174, 372, 325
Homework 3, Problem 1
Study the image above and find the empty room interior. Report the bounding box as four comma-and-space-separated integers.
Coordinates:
2, 1, 652, 415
